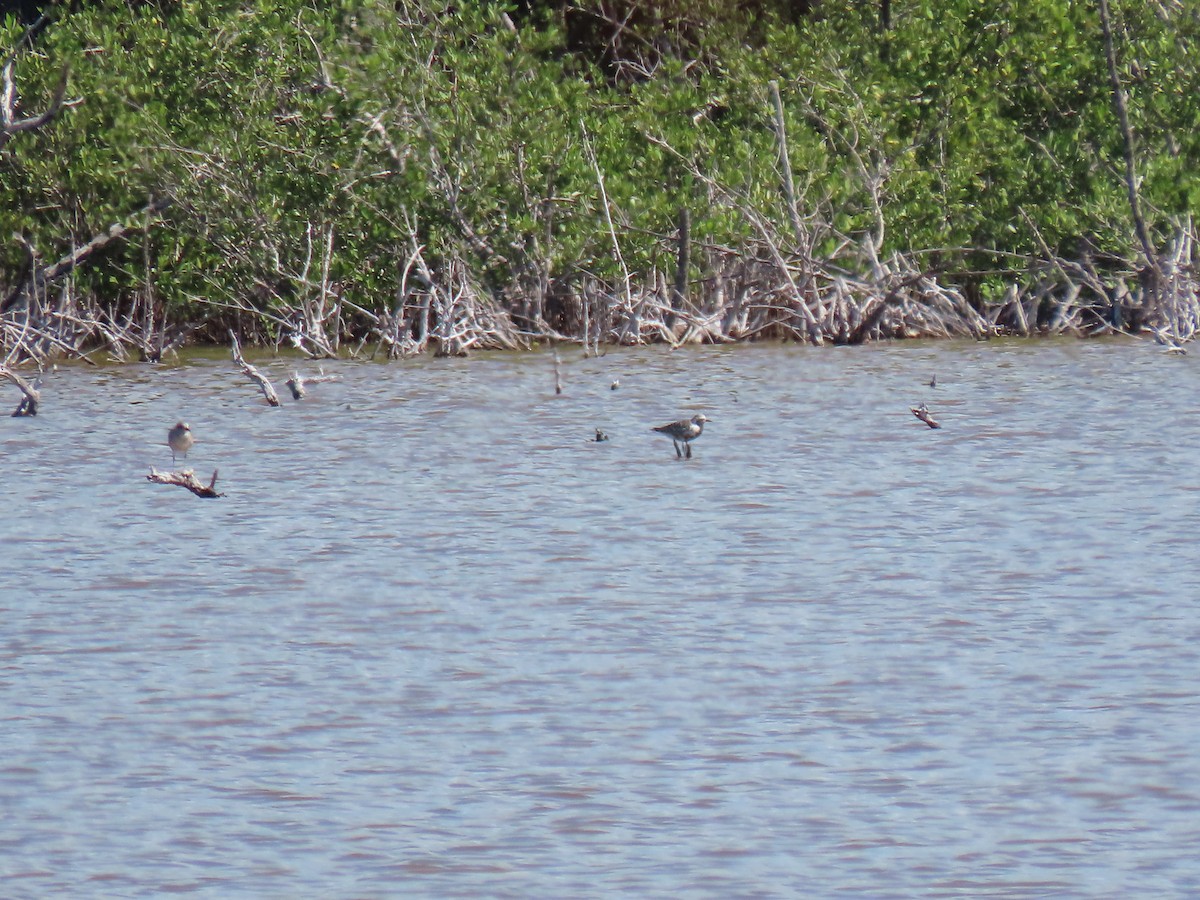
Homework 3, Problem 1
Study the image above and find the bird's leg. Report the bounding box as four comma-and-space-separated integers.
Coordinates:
674, 440, 682, 458
685, 442, 692, 459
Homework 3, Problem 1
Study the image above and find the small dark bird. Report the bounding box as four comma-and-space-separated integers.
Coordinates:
929, 374, 937, 388
653, 414, 709, 459
168, 421, 194, 463
610, 379, 620, 390
594, 429, 610, 442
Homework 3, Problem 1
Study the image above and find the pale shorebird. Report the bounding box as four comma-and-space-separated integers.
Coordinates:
653, 414, 709, 459
168, 421, 194, 463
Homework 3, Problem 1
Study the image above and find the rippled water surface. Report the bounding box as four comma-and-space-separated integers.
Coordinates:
3, 339, 1199, 897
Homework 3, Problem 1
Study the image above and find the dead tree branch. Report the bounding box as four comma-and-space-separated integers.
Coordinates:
580, 121, 634, 315
147, 467, 224, 498
1097, 0, 1158, 276
0, 365, 41, 416
911, 402, 941, 429
230, 331, 281, 406
0, 55, 69, 152
286, 369, 341, 400
2, 197, 172, 314
769, 80, 806, 245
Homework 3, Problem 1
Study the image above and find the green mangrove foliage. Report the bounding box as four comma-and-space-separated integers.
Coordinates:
0, 0, 1197, 362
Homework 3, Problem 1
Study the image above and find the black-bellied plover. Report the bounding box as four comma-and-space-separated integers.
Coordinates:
168, 421, 194, 463
653, 414, 708, 459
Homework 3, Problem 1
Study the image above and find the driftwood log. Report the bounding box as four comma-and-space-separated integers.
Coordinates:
147, 467, 223, 498
0, 365, 41, 416
230, 331, 280, 406
911, 402, 941, 429
286, 369, 341, 400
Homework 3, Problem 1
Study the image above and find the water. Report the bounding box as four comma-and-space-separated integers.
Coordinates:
2, 339, 1199, 897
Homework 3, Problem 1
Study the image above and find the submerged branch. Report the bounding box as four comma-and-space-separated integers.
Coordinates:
286, 369, 341, 400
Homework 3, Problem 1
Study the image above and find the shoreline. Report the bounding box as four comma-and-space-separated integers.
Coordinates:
3, 241, 1195, 369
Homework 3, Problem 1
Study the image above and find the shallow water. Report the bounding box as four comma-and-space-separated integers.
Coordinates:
2, 339, 1199, 897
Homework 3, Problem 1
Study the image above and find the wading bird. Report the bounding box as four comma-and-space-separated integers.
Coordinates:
653, 414, 708, 459
168, 421, 194, 463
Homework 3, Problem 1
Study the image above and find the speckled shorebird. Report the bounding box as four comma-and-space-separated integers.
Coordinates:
168, 421, 194, 463
653, 414, 709, 459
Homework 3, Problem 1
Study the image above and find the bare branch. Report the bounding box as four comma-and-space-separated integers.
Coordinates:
0, 60, 69, 151
0, 365, 41, 416
147, 467, 224, 498
769, 80, 806, 246
230, 331, 281, 406
580, 120, 633, 312
1097, 0, 1158, 274
910, 402, 941, 429
2, 197, 172, 314
286, 369, 341, 400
